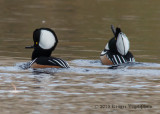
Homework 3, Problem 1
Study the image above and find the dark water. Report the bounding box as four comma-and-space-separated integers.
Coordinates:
0, 0, 160, 114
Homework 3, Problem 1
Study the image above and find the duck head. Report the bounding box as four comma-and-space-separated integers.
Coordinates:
26, 28, 58, 60
103, 26, 130, 55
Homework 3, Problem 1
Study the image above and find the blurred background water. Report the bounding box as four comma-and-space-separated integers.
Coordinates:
0, 0, 160, 114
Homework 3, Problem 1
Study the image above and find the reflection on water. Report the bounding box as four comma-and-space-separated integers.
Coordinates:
0, 0, 160, 113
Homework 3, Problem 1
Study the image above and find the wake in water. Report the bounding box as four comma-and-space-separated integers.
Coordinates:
0, 59, 160, 76
66, 59, 160, 76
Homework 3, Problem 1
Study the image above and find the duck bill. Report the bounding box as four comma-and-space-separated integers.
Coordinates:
25, 45, 34, 49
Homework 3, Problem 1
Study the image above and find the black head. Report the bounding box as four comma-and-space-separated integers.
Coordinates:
107, 27, 122, 53
115, 28, 121, 38
33, 28, 58, 50
26, 28, 58, 60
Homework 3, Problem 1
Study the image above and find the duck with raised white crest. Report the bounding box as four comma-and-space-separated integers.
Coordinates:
25, 28, 69, 68
100, 25, 135, 65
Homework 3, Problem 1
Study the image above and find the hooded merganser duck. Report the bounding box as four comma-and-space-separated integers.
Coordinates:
100, 25, 135, 65
25, 28, 69, 68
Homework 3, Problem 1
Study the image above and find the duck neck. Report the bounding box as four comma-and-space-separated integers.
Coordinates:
32, 49, 52, 60
108, 37, 118, 54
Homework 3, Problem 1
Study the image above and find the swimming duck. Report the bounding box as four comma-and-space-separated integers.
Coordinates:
100, 25, 135, 65
25, 28, 69, 68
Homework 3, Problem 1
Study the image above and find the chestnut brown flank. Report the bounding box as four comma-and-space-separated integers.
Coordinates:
100, 55, 113, 65
31, 63, 62, 68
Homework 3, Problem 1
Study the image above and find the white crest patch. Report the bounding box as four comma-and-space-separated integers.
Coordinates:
116, 32, 130, 55
39, 30, 56, 49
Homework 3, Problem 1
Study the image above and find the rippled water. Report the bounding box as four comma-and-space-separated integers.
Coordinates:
1, 0, 160, 114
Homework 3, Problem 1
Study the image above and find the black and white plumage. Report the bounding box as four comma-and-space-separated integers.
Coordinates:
101, 50, 135, 65
100, 25, 135, 65
31, 28, 58, 60
25, 28, 69, 68
29, 57, 69, 68
116, 32, 130, 55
